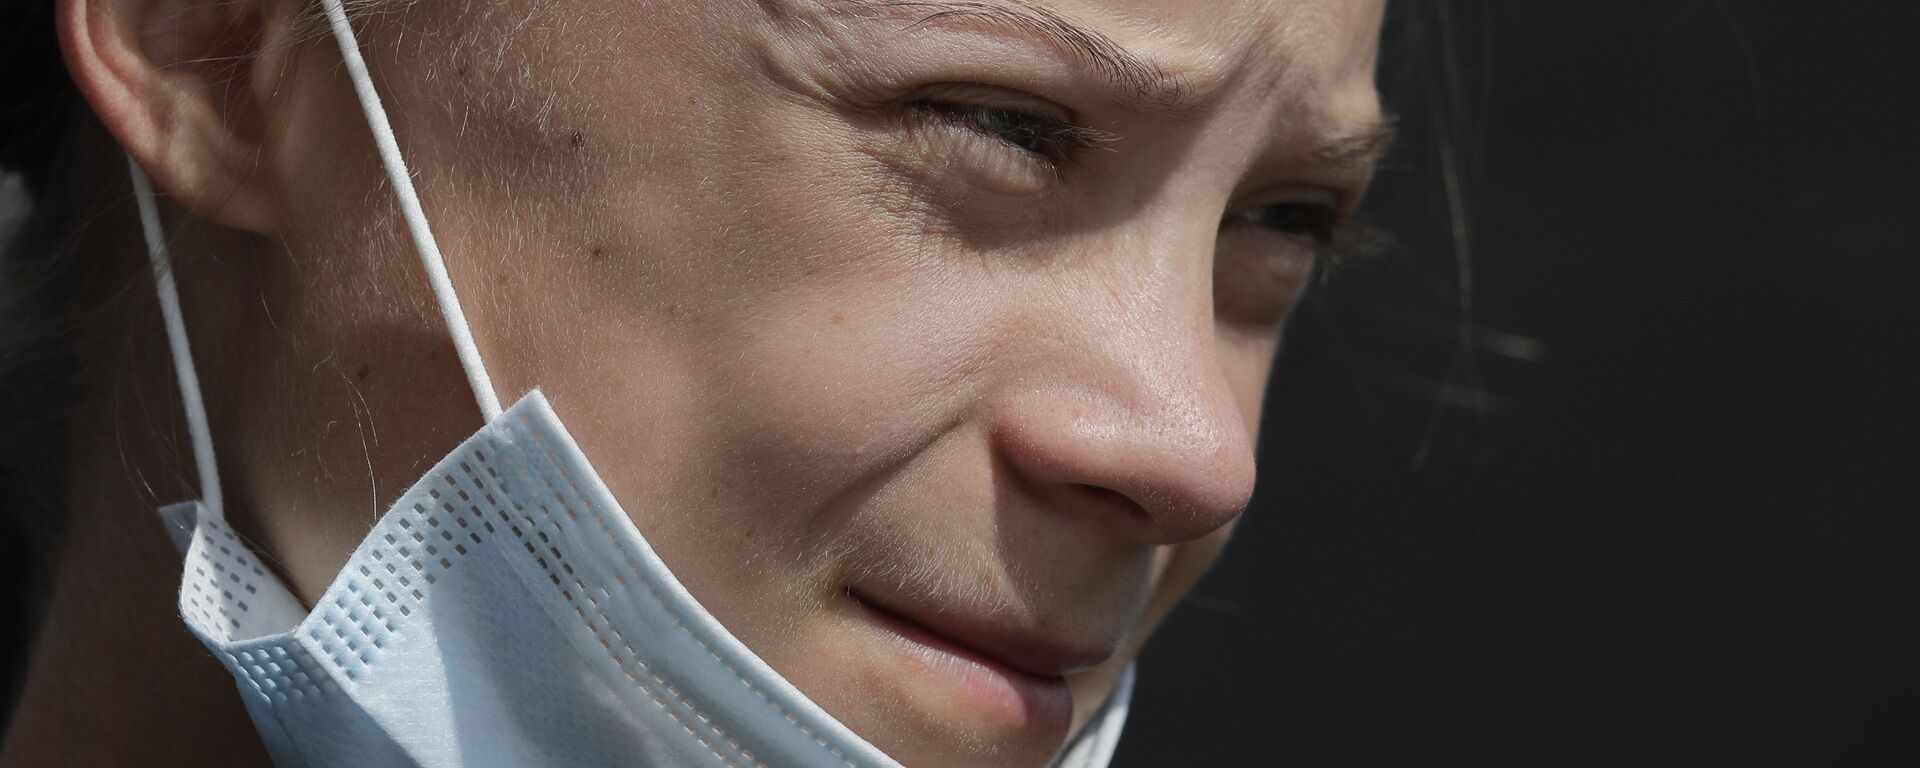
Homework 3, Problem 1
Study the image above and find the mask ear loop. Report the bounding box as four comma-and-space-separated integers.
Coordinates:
128, 159, 224, 521
320, 0, 502, 422
127, 1, 502, 518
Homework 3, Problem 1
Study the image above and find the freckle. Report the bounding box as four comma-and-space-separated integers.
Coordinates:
355, 364, 370, 381
567, 132, 583, 150
456, 64, 471, 80
743, 527, 754, 540
665, 304, 682, 319
829, 312, 844, 325
686, 95, 697, 106
496, 272, 508, 286
589, 246, 607, 262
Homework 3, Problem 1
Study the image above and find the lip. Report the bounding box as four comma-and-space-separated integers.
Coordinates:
847, 589, 1110, 736
859, 591, 1113, 678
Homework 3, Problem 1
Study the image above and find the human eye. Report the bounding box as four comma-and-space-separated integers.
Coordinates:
900, 84, 1112, 195
1230, 201, 1339, 242
1216, 201, 1386, 327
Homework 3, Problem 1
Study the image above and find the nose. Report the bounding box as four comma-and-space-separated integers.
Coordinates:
991, 257, 1258, 546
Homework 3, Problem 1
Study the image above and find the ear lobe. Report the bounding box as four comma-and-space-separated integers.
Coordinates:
58, 0, 291, 233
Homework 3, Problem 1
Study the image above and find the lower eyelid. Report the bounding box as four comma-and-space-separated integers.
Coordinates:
1214, 228, 1318, 324
903, 110, 1056, 197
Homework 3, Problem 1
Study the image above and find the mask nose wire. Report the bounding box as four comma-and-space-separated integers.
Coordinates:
321, 0, 502, 422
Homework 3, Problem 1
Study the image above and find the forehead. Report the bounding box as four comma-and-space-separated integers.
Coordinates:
1092, 0, 1385, 70
804, 0, 1387, 134
1090, 0, 1386, 113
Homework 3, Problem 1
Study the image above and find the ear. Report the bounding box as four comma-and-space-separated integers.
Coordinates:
57, 0, 297, 233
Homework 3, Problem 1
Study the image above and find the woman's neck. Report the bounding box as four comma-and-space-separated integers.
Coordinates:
0, 490, 273, 767
0, 233, 271, 768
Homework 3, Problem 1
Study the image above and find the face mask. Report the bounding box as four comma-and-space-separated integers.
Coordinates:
127, 0, 1136, 765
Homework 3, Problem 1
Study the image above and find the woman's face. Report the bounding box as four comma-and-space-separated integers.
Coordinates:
211, 0, 1387, 764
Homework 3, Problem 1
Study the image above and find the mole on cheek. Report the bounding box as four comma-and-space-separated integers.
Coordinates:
355, 364, 371, 381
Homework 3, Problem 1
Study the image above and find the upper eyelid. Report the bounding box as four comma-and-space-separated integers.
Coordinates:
1239, 159, 1380, 217
912, 96, 1353, 204
910, 101, 1105, 159
816, 1, 1192, 114
1227, 192, 1343, 224
912, 83, 1075, 122
1227, 202, 1340, 236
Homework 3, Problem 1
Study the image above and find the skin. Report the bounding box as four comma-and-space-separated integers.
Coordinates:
3, 0, 1386, 765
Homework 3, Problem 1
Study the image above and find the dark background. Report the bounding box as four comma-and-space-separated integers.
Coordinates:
5, 2, 1918, 766
1118, 3, 1920, 766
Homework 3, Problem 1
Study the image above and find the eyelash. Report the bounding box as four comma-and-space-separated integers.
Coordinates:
905, 100, 1111, 169
902, 94, 1386, 277
1232, 203, 1339, 242
1225, 206, 1390, 280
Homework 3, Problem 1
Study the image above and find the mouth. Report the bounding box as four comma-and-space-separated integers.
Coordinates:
846, 588, 1107, 738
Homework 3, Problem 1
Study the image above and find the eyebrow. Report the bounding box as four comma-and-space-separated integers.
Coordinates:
1309, 113, 1399, 174
818, 0, 1394, 173
822, 0, 1188, 106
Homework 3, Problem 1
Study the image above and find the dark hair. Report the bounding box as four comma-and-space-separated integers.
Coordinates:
2, 0, 72, 194
1, 0, 84, 684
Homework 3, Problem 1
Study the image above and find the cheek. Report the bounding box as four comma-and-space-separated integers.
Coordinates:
577, 103, 1012, 499
412, 57, 1016, 608
690, 255, 999, 521
1151, 524, 1239, 649
1130, 524, 1238, 667
1159, 521, 1238, 604
1218, 329, 1283, 434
